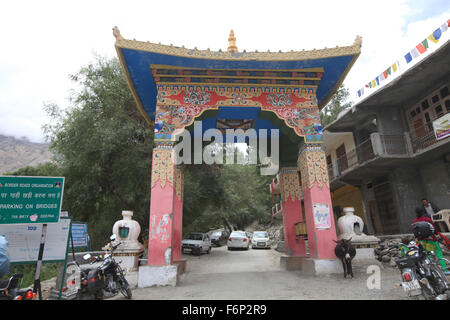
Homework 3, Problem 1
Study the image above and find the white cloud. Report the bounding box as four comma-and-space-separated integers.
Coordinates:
0, 0, 448, 142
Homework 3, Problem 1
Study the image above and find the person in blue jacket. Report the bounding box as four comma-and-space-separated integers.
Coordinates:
0, 235, 10, 278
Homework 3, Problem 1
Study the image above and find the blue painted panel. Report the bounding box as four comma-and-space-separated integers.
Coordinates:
121, 48, 354, 121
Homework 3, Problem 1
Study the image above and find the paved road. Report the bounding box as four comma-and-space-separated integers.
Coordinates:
113, 245, 412, 300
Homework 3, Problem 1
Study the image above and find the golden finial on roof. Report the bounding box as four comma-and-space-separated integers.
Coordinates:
112, 26, 123, 40
353, 35, 362, 47
227, 29, 238, 53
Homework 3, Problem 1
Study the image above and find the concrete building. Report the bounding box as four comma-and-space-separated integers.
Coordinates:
324, 40, 450, 235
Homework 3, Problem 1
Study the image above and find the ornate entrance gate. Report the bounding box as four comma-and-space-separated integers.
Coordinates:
113, 27, 361, 286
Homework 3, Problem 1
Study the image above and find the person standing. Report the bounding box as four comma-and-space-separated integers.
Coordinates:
421, 198, 440, 219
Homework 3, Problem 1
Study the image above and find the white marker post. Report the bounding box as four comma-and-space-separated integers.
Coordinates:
33, 223, 47, 300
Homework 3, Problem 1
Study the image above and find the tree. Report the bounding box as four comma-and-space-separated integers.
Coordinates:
44, 56, 155, 249
5, 162, 62, 177
320, 85, 353, 128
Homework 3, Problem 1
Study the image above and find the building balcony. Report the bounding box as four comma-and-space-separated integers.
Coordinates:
409, 119, 448, 154
328, 132, 410, 183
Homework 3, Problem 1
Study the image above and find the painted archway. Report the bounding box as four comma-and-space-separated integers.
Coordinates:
113, 27, 361, 285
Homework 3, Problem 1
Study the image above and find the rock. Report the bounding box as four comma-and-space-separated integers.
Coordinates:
389, 259, 397, 268
381, 255, 391, 263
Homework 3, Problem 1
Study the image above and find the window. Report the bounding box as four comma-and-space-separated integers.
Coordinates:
336, 143, 348, 172
416, 107, 421, 114
421, 100, 429, 110
432, 95, 440, 103
410, 110, 416, 118
435, 105, 443, 117
440, 86, 449, 99
446, 100, 450, 112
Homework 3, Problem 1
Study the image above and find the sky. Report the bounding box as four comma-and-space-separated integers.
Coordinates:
0, 0, 449, 143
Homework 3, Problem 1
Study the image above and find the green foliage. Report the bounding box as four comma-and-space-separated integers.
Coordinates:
320, 85, 353, 128
43, 56, 155, 249
182, 160, 273, 235
5, 162, 62, 177
8, 263, 59, 288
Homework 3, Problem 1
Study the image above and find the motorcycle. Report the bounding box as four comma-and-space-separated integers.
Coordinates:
0, 273, 37, 300
64, 235, 132, 300
389, 240, 449, 300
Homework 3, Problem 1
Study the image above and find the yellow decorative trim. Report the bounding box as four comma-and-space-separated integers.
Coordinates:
175, 167, 184, 201
280, 168, 302, 202
115, 38, 361, 62
156, 81, 318, 89
151, 149, 175, 188
298, 149, 330, 189
150, 64, 325, 73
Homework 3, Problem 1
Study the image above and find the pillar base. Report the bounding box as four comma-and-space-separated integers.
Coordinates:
138, 265, 178, 288
124, 271, 138, 288
280, 255, 303, 270
173, 259, 187, 274
300, 258, 342, 276
280, 256, 342, 275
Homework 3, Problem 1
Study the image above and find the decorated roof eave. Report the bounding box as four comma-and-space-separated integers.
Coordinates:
113, 27, 361, 124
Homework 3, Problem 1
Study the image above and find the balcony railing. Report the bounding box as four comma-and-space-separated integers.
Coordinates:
410, 121, 443, 153
329, 133, 409, 181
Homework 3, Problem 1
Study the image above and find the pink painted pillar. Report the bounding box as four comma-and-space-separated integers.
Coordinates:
280, 168, 306, 256
298, 145, 338, 259
172, 167, 184, 261
147, 148, 177, 266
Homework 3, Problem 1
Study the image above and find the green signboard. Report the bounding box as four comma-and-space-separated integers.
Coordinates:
0, 176, 64, 224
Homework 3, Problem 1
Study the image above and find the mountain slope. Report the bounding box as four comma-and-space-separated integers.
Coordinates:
0, 135, 53, 174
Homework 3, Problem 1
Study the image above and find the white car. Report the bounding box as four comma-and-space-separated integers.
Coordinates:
227, 231, 250, 250
182, 232, 211, 255
251, 231, 271, 249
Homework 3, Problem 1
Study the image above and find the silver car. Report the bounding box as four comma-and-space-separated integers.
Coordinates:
251, 231, 271, 249
182, 232, 211, 255
227, 231, 250, 250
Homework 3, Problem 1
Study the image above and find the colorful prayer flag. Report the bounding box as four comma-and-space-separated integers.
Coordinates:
386, 66, 392, 76
427, 33, 439, 44
365, 84, 370, 88
357, 88, 364, 97
433, 28, 442, 41
375, 77, 380, 86
371, 80, 376, 87
441, 22, 448, 33
392, 62, 398, 72
422, 39, 429, 49
379, 73, 385, 81
404, 52, 413, 64
416, 42, 427, 54
383, 70, 388, 79
410, 47, 420, 59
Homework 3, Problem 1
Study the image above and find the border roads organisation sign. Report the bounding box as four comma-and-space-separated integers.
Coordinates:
0, 176, 64, 224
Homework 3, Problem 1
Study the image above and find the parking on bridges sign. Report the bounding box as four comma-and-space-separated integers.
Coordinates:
0, 176, 64, 224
